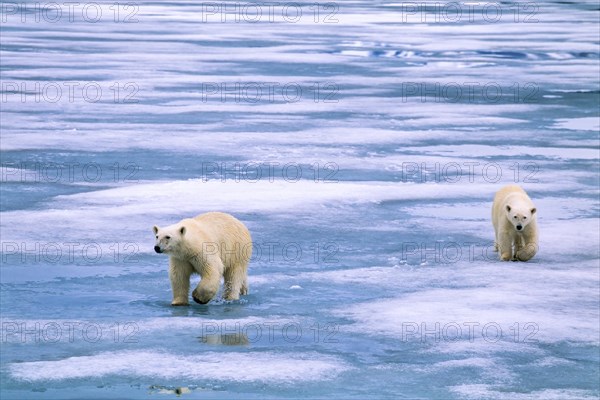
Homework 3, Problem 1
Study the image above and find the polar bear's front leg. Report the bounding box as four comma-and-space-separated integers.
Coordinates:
192, 274, 220, 304
169, 258, 193, 306
515, 223, 538, 261
515, 240, 538, 261
497, 231, 513, 261
515, 243, 537, 261
512, 235, 525, 261
493, 224, 499, 252
191, 257, 224, 304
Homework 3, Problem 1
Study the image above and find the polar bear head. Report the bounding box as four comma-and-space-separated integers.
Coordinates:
505, 204, 536, 231
153, 223, 187, 254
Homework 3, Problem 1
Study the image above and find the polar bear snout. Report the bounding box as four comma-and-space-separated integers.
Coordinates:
516, 224, 523, 231
154, 245, 162, 253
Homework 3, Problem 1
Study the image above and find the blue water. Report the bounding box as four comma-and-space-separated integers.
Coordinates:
1, 1, 599, 399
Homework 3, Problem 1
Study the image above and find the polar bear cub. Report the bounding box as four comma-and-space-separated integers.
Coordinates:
492, 185, 538, 261
153, 212, 252, 305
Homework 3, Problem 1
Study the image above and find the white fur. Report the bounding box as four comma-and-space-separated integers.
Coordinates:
153, 212, 252, 305
492, 185, 538, 261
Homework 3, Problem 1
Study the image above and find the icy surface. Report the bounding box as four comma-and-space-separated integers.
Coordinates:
1, 0, 599, 399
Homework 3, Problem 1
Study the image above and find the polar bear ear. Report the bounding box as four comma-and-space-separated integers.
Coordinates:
153, 225, 159, 234
506, 205, 511, 212
531, 207, 536, 215
179, 226, 186, 235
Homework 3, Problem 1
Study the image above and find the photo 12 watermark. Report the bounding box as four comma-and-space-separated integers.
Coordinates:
1, 2, 140, 23
1, 81, 139, 103
400, 82, 539, 104
198, 82, 339, 104
1, 240, 341, 265
188, 241, 340, 265
198, 2, 339, 23
200, 162, 339, 183
1, 161, 140, 184
199, 321, 340, 345
251, 241, 340, 264
396, 2, 539, 23
399, 241, 540, 264
399, 321, 539, 343
1, 241, 140, 265
397, 162, 539, 184
1, 321, 140, 343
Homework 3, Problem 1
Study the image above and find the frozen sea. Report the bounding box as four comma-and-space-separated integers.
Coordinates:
1, 0, 599, 399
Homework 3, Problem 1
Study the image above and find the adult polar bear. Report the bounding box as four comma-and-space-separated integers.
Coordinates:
492, 185, 538, 261
153, 212, 252, 305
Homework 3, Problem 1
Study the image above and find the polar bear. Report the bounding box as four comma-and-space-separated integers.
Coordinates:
492, 185, 538, 261
153, 212, 252, 305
